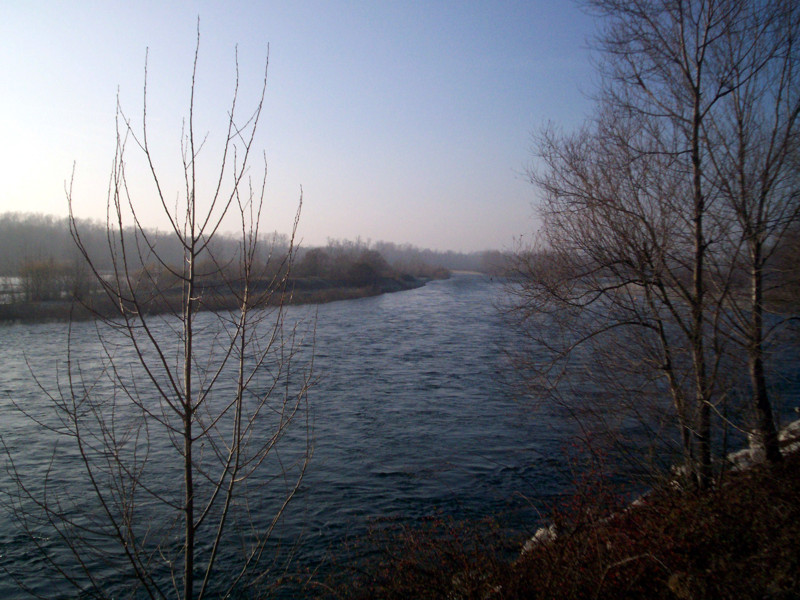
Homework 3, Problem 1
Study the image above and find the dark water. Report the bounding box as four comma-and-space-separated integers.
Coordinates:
294, 274, 573, 553
0, 274, 574, 598
1, 273, 797, 598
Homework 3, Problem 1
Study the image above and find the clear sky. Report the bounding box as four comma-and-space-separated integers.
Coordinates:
0, 1, 597, 252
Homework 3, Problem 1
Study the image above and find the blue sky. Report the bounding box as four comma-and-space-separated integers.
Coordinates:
0, 1, 597, 252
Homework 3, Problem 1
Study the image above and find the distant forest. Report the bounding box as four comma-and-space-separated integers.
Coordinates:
0, 211, 510, 289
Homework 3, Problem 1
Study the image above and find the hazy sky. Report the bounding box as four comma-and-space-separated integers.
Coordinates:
0, 1, 597, 252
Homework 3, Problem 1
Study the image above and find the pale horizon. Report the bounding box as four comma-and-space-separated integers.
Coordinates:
0, 1, 597, 253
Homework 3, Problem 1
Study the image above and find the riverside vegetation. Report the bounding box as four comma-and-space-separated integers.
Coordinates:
317, 431, 800, 599
0, 213, 508, 322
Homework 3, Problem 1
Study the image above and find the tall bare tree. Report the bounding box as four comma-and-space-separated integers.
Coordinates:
2, 31, 312, 599
514, 112, 730, 485
513, 0, 799, 487
703, 0, 800, 463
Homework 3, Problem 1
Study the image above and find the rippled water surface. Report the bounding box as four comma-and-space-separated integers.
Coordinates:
2, 273, 796, 597
2, 274, 569, 597
297, 275, 570, 545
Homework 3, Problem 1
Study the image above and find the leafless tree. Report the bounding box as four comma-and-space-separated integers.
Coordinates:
703, 0, 800, 463
2, 29, 312, 599
512, 0, 799, 488
512, 113, 732, 485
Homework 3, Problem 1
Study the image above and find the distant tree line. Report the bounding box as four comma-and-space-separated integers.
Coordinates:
0, 212, 512, 304
0, 212, 292, 303
372, 240, 511, 277
293, 237, 511, 280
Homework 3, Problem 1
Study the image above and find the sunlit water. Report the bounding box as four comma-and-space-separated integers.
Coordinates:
1, 273, 797, 597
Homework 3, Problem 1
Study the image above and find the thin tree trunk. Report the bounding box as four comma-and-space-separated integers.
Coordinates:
184, 241, 196, 600
749, 246, 782, 463
691, 87, 712, 489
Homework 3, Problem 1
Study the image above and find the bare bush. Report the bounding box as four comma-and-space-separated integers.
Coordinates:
2, 28, 312, 599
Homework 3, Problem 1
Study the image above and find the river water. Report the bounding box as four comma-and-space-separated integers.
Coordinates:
1, 274, 576, 597
1, 273, 796, 597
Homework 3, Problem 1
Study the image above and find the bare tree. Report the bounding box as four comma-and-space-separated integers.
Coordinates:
513, 0, 799, 487
2, 30, 312, 599
512, 113, 731, 484
703, 0, 800, 463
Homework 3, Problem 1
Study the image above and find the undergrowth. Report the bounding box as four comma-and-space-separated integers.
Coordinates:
314, 453, 800, 599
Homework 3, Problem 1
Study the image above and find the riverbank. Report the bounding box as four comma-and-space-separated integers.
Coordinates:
323, 423, 800, 599
0, 275, 432, 323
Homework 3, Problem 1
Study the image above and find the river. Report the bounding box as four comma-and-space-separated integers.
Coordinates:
1, 274, 567, 597
1, 272, 796, 598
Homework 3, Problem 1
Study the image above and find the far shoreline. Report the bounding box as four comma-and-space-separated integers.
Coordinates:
0, 274, 439, 324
